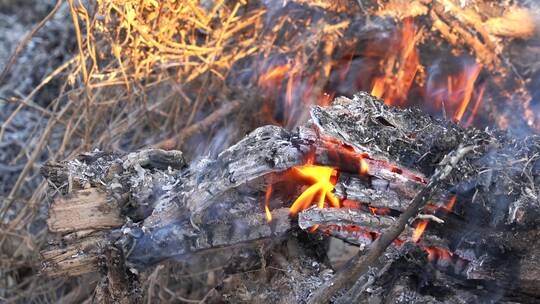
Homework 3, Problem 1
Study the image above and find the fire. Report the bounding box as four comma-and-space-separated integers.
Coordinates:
319, 224, 457, 267
369, 18, 422, 106
412, 220, 429, 242
427, 62, 484, 125
359, 158, 369, 175
370, 79, 385, 99
464, 84, 486, 128
411, 195, 457, 242
259, 64, 291, 86
289, 165, 340, 215
264, 184, 273, 223
452, 65, 483, 123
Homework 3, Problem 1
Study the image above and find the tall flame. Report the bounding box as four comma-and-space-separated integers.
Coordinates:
370, 18, 422, 106
452, 65, 483, 123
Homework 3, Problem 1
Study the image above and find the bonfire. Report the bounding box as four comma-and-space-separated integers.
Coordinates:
1, 0, 540, 303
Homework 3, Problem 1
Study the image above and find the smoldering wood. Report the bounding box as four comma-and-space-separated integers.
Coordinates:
307, 145, 473, 304
40, 93, 540, 302
298, 206, 399, 231
333, 174, 409, 211
333, 173, 451, 211
297, 206, 448, 249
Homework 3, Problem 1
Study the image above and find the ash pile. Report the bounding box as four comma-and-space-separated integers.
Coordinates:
41, 93, 540, 303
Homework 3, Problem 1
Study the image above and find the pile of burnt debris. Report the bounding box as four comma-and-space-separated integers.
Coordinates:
41, 93, 540, 303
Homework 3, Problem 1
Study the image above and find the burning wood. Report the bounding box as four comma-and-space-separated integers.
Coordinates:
40, 93, 540, 302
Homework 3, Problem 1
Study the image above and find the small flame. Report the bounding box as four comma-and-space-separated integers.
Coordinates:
359, 158, 369, 175
412, 220, 429, 242
370, 78, 385, 99
264, 184, 273, 223
289, 165, 339, 215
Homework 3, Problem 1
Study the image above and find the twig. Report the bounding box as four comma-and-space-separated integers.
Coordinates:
0, 0, 63, 86
155, 99, 242, 150
306, 145, 474, 304
416, 213, 445, 224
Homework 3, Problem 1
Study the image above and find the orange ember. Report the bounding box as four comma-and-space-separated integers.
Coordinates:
289, 165, 340, 215
368, 206, 391, 216
425, 246, 452, 263
412, 220, 429, 242
445, 195, 457, 212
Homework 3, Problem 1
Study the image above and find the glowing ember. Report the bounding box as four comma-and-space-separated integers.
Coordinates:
289, 165, 340, 215
319, 225, 459, 267
264, 184, 273, 223
425, 246, 452, 263
368, 207, 391, 216
412, 220, 429, 242
445, 195, 457, 212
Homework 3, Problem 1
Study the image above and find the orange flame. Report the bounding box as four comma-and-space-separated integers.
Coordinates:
289, 165, 339, 215
412, 220, 428, 242
370, 78, 385, 99
258, 64, 291, 87
464, 84, 486, 127
370, 18, 421, 106
452, 65, 483, 123
264, 184, 273, 223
